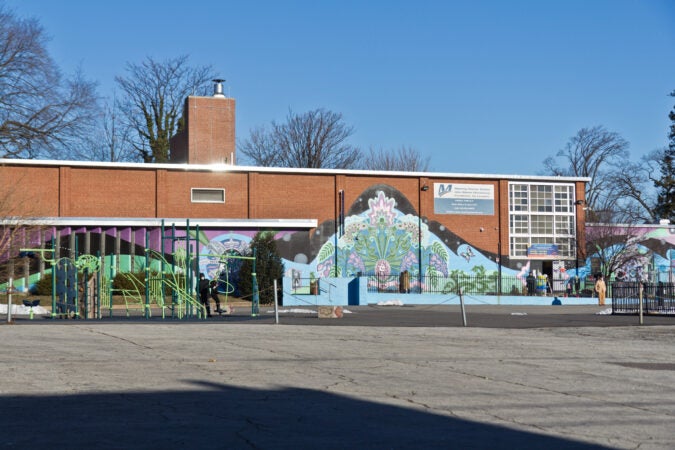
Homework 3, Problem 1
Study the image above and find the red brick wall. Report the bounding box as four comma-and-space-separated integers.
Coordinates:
0, 161, 587, 266
424, 179, 502, 254
0, 165, 60, 217
65, 168, 157, 217
169, 96, 236, 165
249, 173, 336, 223
186, 96, 236, 165
343, 175, 420, 213
161, 170, 249, 218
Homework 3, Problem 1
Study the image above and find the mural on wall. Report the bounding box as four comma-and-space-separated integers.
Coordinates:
302, 186, 524, 293
197, 232, 253, 297
585, 224, 675, 282
11, 184, 675, 296
0, 185, 522, 294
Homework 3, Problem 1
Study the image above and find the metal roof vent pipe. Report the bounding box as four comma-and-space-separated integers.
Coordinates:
212, 79, 226, 98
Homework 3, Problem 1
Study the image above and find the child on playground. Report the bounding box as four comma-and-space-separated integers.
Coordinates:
209, 279, 225, 314
198, 273, 212, 317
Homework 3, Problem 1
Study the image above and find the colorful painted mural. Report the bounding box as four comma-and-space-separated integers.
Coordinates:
304, 188, 523, 294
7, 185, 675, 298
585, 223, 675, 283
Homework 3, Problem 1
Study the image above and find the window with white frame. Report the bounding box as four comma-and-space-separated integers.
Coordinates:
508, 182, 576, 258
191, 188, 225, 203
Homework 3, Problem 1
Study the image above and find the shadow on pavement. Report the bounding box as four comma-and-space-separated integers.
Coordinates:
1, 380, 610, 449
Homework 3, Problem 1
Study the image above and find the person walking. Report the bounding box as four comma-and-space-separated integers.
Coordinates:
210, 279, 224, 314
526, 272, 536, 296
400, 270, 410, 294
198, 273, 212, 317
594, 274, 607, 306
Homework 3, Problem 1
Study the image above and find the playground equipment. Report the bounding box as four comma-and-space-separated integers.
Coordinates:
98, 220, 207, 319
22, 299, 40, 320
200, 248, 259, 316
19, 238, 102, 319
16, 219, 261, 320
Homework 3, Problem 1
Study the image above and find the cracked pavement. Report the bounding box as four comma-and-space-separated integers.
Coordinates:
1, 319, 674, 449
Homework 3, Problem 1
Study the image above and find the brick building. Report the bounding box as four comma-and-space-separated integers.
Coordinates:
0, 83, 589, 303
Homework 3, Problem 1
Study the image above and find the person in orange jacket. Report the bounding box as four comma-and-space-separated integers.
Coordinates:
594, 274, 607, 306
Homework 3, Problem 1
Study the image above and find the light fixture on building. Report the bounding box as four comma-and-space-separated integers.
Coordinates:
421, 184, 429, 191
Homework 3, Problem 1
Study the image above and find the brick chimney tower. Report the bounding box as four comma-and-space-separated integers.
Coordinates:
170, 79, 236, 164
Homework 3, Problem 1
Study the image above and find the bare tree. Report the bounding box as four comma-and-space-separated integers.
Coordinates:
543, 126, 630, 222
238, 124, 280, 166
0, 5, 98, 159
0, 169, 46, 285
585, 223, 645, 281
362, 146, 430, 172
115, 55, 216, 163
239, 108, 361, 169
70, 97, 138, 162
607, 150, 661, 223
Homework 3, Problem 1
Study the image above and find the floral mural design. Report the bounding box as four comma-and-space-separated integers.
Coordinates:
316, 190, 451, 290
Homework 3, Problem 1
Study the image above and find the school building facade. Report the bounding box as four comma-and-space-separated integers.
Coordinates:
0, 85, 590, 305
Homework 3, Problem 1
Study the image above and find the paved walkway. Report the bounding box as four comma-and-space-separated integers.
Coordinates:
1, 307, 674, 449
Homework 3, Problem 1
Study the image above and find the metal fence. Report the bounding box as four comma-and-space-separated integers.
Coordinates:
611, 282, 675, 316
365, 274, 593, 296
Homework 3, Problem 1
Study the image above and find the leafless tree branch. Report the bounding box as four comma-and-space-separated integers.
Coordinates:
239, 108, 361, 169
0, 6, 99, 159
361, 146, 430, 172
115, 55, 216, 163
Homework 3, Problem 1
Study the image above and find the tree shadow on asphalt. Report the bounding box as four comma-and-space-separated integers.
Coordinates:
1, 380, 610, 449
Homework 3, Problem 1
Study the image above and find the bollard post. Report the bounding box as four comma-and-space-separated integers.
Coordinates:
6, 276, 13, 323
273, 279, 279, 325
459, 286, 467, 327
638, 283, 644, 326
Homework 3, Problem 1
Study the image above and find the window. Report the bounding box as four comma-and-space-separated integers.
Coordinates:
531, 185, 552, 212
555, 215, 574, 236
530, 215, 553, 234
510, 236, 530, 257
509, 184, 529, 212
191, 188, 225, 203
508, 182, 577, 259
554, 185, 572, 213
510, 214, 529, 234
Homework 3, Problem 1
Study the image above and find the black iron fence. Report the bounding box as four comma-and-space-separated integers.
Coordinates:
365, 274, 596, 296
611, 282, 675, 315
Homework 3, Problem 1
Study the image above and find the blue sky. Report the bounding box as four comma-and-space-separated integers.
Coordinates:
7, 0, 675, 175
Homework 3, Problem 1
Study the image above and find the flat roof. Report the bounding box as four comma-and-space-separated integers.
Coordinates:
0, 217, 318, 229
0, 158, 591, 183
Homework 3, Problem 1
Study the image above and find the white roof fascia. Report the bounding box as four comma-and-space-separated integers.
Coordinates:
1, 217, 318, 229
0, 158, 592, 183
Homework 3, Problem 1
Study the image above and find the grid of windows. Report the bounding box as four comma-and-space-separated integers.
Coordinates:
510, 214, 529, 234
530, 185, 553, 212
509, 184, 528, 211
510, 236, 530, 257
530, 215, 553, 234
554, 185, 572, 213
508, 183, 576, 259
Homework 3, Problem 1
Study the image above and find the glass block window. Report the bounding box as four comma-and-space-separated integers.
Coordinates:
508, 182, 577, 259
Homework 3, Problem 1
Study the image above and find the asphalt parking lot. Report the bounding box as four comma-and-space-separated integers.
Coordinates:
2, 305, 674, 449
8, 304, 674, 328
246, 304, 674, 328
